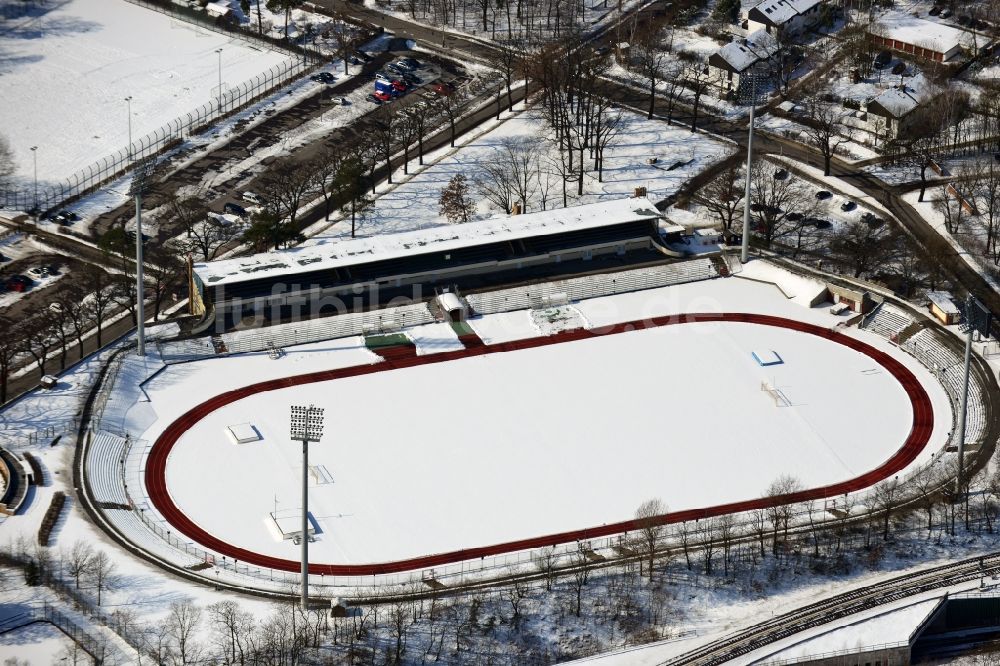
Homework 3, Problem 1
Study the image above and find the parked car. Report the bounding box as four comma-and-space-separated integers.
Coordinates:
374, 72, 393, 83
49, 302, 64, 313
390, 79, 407, 93
242, 191, 262, 205
372, 90, 392, 102
815, 190, 832, 200
393, 59, 415, 71
840, 200, 857, 211
773, 168, 789, 180
928, 5, 941, 15
349, 56, 363, 65
433, 82, 452, 96
400, 57, 421, 69
805, 217, 832, 229
333, 96, 349, 106
59, 210, 79, 221
366, 93, 384, 104
401, 72, 421, 84
27, 266, 49, 279
353, 50, 373, 62
223, 202, 248, 217
786, 212, 804, 221
861, 212, 885, 227
5, 275, 32, 292
385, 64, 404, 75
940, 8, 951, 17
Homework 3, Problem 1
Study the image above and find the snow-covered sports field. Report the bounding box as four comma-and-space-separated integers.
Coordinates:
131, 275, 951, 569
0, 0, 290, 185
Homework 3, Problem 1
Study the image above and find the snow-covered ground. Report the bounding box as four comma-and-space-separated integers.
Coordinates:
304, 107, 733, 243
0, 0, 292, 186
0, 618, 80, 663
119, 275, 952, 567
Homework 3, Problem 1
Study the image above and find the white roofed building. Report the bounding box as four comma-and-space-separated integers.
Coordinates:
869, 14, 967, 62
707, 30, 779, 99
745, 0, 828, 38
865, 73, 936, 141
191, 197, 679, 326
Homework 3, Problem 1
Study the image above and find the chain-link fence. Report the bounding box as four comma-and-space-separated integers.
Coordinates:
2, 20, 309, 214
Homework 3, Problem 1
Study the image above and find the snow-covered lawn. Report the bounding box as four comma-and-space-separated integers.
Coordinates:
306, 107, 734, 242
0, 0, 292, 186
132, 277, 950, 566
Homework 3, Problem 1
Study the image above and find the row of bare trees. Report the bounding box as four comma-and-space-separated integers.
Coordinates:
0, 258, 172, 404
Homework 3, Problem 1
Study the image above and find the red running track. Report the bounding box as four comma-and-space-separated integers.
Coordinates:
143, 313, 935, 576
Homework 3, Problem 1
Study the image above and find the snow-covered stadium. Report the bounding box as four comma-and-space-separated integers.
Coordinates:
75, 197, 995, 595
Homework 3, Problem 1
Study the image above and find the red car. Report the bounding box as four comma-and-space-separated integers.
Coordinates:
433, 82, 452, 96
390, 80, 406, 92
372, 90, 391, 102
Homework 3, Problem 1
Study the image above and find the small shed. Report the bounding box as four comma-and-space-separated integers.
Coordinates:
927, 291, 960, 325
826, 283, 874, 314
435, 291, 467, 322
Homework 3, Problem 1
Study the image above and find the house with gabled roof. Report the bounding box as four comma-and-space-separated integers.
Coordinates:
746, 0, 827, 37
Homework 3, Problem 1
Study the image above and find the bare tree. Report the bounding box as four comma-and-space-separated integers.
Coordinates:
829, 218, 901, 278
0, 135, 15, 199
532, 546, 557, 591
66, 541, 94, 590
692, 163, 744, 230
717, 512, 738, 577
89, 550, 115, 606
258, 159, 317, 229
570, 542, 591, 617
168, 600, 203, 665
372, 105, 398, 185
802, 98, 849, 176
490, 38, 525, 112
685, 60, 712, 133
630, 20, 671, 119
764, 474, 802, 557
633, 498, 667, 581
0, 316, 22, 404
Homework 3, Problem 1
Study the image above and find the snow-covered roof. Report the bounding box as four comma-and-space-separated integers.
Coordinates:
752, 0, 798, 25
205, 2, 231, 16
759, 597, 942, 664
927, 291, 959, 315
195, 197, 663, 287
871, 14, 967, 55
867, 73, 933, 118
749, 0, 823, 25
713, 30, 779, 72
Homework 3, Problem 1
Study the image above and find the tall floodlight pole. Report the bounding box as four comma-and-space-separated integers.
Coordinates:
290, 405, 325, 611
215, 49, 223, 110
129, 159, 156, 357
30, 146, 38, 218
124, 96, 133, 158
956, 295, 991, 499
740, 71, 758, 264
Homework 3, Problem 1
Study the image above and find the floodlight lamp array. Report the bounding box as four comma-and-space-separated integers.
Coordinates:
290, 405, 325, 442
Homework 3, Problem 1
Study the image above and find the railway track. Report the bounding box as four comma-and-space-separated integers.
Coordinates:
663, 552, 1000, 665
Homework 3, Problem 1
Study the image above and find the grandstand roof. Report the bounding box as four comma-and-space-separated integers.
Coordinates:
194, 197, 663, 288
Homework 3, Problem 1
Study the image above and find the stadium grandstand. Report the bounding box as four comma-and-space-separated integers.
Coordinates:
190, 197, 685, 330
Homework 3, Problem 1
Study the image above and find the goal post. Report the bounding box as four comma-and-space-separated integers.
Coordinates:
760, 381, 787, 407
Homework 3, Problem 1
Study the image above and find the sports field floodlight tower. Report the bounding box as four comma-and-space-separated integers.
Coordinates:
740, 65, 764, 264
129, 158, 156, 357
956, 295, 993, 498
290, 404, 325, 611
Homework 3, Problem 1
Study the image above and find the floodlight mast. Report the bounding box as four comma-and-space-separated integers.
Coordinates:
740, 70, 758, 265
290, 404, 325, 611
128, 159, 156, 356
956, 295, 990, 502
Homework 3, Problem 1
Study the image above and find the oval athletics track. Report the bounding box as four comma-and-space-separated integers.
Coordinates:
143, 313, 935, 576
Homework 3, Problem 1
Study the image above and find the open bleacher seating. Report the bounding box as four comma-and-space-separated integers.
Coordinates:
0, 447, 28, 515
466, 259, 718, 316
86, 431, 130, 507
905, 329, 987, 447
860, 302, 913, 341
222, 302, 436, 355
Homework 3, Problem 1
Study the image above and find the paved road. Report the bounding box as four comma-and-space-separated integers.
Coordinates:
597, 75, 1000, 316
